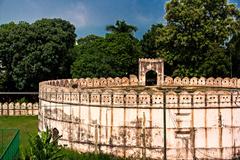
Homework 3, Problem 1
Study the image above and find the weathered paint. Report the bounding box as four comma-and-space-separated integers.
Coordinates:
38, 58, 240, 159
39, 88, 240, 159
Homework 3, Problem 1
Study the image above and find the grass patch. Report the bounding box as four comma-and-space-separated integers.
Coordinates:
0, 116, 38, 152
0, 129, 17, 155
0, 116, 128, 159
61, 149, 127, 160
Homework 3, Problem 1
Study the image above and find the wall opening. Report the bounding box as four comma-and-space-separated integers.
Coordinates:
139, 58, 164, 86
146, 70, 157, 86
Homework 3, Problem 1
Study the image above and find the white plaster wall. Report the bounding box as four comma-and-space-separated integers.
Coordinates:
39, 85, 240, 159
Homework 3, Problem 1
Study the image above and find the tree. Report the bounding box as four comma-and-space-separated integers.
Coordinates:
0, 22, 30, 91
106, 20, 137, 35
71, 21, 142, 78
77, 34, 103, 46
0, 18, 76, 91
141, 23, 163, 58
74, 34, 104, 57
155, 0, 240, 77
71, 33, 143, 78
227, 21, 240, 77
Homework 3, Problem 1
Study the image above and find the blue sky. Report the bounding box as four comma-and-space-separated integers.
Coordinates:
0, 0, 239, 39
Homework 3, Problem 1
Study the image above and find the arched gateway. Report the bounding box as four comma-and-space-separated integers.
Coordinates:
138, 58, 164, 86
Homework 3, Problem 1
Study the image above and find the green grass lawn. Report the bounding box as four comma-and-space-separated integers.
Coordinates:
0, 116, 127, 160
62, 149, 127, 160
0, 128, 17, 155
0, 116, 38, 153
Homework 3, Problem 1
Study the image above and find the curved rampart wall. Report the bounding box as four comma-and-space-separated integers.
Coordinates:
39, 75, 240, 159
39, 75, 240, 89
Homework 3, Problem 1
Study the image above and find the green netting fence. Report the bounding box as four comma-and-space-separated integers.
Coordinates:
0, 129, 20, 160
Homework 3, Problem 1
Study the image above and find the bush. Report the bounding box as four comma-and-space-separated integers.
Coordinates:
23, 127, 63, 160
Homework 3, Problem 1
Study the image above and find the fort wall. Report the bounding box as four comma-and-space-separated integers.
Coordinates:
39, 76, 240, 89
39, 75, 240, 159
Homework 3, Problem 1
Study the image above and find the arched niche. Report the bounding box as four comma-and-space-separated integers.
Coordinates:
145, 70, 157, 86
138, 58, 164, 86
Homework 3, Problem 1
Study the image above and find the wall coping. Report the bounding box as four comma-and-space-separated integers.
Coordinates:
39, 75, 240, 90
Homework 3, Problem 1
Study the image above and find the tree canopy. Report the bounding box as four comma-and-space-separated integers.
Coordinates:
1, 2, 240, 93
152, 0, 240, 77
106, 20, 138, 35
141, 23, 163, 58
71, 20, 143, 78
0, 18, 76, 91
71, 32, 143, 78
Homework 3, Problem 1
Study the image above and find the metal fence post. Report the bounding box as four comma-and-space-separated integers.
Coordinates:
163, 90, 167, 160
142, 112, 146, 160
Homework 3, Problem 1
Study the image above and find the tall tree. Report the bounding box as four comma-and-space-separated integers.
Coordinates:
0, 18, 76, 91
227, 32, 240, 77
106, 20, 137, 35
0, 22, 30, 91
155, 0, 240, 77
71, 33, 143, 78
141, 23, 163, 58
75, 34, 104, 57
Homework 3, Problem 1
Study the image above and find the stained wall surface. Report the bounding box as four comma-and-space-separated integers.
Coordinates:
39, 75, 240, 159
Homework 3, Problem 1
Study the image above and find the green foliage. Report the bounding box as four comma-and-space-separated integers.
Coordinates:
106, 20, 137, 35
24, 128, 63, 160
0, 22, 21, 91
0, 116, 129, 160
154, 0, 240, 77
0, 18, 76, 91
71, 33, 143, 78
227, 31, 240, 77
15, 97, 28, 103
61, 149, 127, 160
141, 23, 163, 58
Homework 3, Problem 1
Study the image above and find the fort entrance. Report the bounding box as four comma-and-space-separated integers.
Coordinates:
138, 58, 164, 86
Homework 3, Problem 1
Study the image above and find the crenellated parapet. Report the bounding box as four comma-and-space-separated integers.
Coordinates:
39, 86, 240, 108
39, 75, 136, 89
39, 74, 240, 108
0, 102, 38, 116
39, 75, 240, 94
164, 76, 240, 88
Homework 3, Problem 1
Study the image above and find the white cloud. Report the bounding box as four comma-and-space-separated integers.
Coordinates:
62, 2, 88, 27
136, 15, 152, 23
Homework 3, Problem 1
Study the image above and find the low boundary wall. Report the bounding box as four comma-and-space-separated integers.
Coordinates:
0, 103, 38, 116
